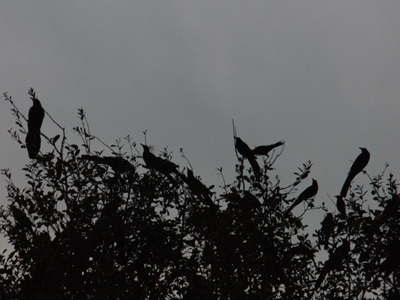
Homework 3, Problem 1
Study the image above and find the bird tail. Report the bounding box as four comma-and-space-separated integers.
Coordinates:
284, 203, 295, 216
26, 130, 41, 159
248, 156, 261, 180
340, 174, 354, 197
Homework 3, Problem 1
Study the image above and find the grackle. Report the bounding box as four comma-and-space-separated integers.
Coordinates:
185, 169, 215, 207
26, 97, 45, 159
234, 137, 261, 180
285, 179, 318, 215
27, 97, 44, 132
141, 144, 181, 177
340, 148, 370, 198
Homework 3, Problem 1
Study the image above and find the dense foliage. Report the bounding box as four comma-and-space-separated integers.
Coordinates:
0, 90, 399, 299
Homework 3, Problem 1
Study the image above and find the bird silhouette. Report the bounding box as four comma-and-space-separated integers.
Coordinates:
340, 148, 370, 197
234, 137, 253, 158
320, 213, 334, 250
234, 137, 261, 180
26, 97, 45, 159
141, 144, 157, 167
336, 196, 346, 220
141, 144, 181, 177
252, 140, 285, 156
185, 169, 215, 207
81, 155, 134, 173
315, 239, 350, 289
285, 179, 318, 215
27, 97, 45, 132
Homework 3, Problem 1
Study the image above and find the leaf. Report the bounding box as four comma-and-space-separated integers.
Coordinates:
52, 134, 60, 144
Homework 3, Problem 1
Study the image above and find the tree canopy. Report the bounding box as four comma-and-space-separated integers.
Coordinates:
0, 89, 399, 299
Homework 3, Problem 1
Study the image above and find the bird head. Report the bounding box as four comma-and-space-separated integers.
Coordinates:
31, 98, 42, 107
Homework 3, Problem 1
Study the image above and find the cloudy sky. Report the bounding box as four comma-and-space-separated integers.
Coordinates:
1, 1, 400, 236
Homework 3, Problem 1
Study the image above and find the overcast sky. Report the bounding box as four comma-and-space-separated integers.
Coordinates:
1, 1, 400, 237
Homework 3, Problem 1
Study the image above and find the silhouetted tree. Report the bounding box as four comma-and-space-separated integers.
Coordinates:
0, 90, 399, 299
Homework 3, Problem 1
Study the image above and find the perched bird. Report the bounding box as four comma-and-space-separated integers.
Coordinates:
27, 97, 45, 132
315, 239, 350, 289
185, 169, 215, 207
234, 137, 261, 180
234, 137, 254, 158
141, 144, 181, 177
340, 148, 370, 198
81, 155, 134, 173
285, 179, 318, 215
252, 140, 285, 156
336, 196, 346, 220
320, 213, 334, 250
141, 144, 157, 168
25, 130, 41, 159
26, 97, 45, 159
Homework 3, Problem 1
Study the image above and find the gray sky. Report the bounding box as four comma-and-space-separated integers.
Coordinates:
1, 1, 400, 235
